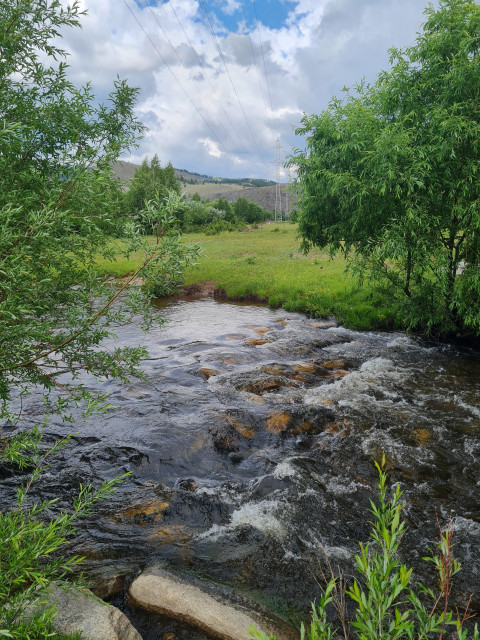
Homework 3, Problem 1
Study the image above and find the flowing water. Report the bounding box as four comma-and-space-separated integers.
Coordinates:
2, 297, 480, 633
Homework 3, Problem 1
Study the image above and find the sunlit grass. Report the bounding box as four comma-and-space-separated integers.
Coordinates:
95, 224, 397, 330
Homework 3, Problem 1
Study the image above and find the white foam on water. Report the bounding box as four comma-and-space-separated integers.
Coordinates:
453, 517, 480, 536
229, 499, 287, 539
194, 498, 288, 541
323, 476, 369, 496
454, 398, 480, 419
273, 460, 298, 479
360, 430, 435, 463
305, 357, 410, 410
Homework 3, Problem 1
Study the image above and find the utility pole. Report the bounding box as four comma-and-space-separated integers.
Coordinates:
274, 138, 283, 222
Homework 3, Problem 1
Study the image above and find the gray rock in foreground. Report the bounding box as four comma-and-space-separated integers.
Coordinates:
128, 566, 299, 640
43, 584, 143, 640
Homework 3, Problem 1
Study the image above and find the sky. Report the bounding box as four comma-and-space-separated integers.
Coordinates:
62, 0, 439, 179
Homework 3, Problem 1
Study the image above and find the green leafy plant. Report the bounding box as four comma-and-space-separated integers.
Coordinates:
250, 456, 478, 640
0, 428, 128, 638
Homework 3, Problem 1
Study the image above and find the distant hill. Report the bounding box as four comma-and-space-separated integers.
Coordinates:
111, 160, 293, 213
111, 160, 275, 188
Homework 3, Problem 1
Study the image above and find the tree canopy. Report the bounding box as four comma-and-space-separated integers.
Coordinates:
123, 154, 180, 219
290, 0, 480, 336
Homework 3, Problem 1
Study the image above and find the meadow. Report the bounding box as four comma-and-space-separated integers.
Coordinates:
96, 223, 397, 331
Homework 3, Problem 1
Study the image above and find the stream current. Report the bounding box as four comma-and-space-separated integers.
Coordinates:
3, 297, 480, 630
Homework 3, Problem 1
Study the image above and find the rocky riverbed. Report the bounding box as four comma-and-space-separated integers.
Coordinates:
2, 297, 480, 637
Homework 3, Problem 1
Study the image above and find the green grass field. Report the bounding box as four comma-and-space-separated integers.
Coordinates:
96, 224, 397, 330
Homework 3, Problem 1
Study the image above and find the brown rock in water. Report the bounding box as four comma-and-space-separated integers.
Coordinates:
332, 369, 349, 378
319, 360, 346, 369
245, 338, 270, 346
122, 500, 169, 525
226, 416, 255, 439
413, 428, 432, 445
201, 368, 218, 379
128, 566, 298, 640
261, 364, 286, 375
147, 525, 191, 544
324, 419, 351, 436
293, 362, 318, 374
291, 421, 313, 435
308, 321, 336, 328
241, 378, 283, 395
266, 412, 291, 433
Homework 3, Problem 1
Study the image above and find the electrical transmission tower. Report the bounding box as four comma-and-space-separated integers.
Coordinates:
274, 138, 283, 222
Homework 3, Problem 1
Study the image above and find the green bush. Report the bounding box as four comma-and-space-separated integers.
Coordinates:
0, 428, 127, 639
251, 457, 478, 640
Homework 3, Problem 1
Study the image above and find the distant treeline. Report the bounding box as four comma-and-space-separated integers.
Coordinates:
121, 156, 272, 234
175, 168, 275, 188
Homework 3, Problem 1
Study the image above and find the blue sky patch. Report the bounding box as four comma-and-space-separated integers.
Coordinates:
204, 0, 299, 33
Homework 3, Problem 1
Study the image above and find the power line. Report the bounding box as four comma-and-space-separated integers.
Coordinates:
239, 0, 275, 139
167, 0, 244, 146
252, 0, 278, 138
138, 0, 231, 146
198, 0, 261, 152
120, 0, 223, 147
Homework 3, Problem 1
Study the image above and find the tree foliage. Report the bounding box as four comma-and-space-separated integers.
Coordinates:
290, 0, 480, 336
123, 154, 180, 221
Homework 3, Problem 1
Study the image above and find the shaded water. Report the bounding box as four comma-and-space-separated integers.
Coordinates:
3, 298, 480, 629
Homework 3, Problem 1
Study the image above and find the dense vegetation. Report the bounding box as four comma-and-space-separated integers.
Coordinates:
2, 0, 479, 637
290, 0, 480, 338
121, 160, 273, 234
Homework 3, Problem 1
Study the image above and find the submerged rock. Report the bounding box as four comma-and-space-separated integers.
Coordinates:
128, 566, 298, 640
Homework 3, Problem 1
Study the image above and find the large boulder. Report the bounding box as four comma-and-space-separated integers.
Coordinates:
128, 566, 298, 640
38, 584, 143, 640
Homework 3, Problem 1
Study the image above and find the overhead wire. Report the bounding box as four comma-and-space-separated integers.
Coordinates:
137, 0, 231, 146
198, 0, 261, 152
251, 0, 279, 138
167, 0, 244, 146
239, 0, 276, 140
120, 0, 224, 147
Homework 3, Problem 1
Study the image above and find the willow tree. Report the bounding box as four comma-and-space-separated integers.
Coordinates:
291, 0, 480, 336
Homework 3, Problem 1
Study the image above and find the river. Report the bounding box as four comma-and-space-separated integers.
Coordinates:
2, 297, 480, 636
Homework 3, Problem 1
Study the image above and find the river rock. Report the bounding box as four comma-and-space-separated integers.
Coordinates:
32, 584, 143, 640
128, 566, 299, 640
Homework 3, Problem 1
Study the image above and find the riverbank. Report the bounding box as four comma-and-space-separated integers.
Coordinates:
96, 224, 397, 331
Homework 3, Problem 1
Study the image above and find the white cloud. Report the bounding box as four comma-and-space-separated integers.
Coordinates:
200, 138, 223, 158
221, 0, 241, 15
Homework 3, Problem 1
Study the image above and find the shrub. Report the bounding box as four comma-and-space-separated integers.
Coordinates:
251, 457, 478, 640
0, 428, 127, 639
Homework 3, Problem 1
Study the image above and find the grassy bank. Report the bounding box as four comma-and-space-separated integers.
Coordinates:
96, 224, 397, 331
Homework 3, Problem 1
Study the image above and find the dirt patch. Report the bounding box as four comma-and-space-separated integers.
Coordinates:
214, 288, 268, 303
182, 281, 216, 296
